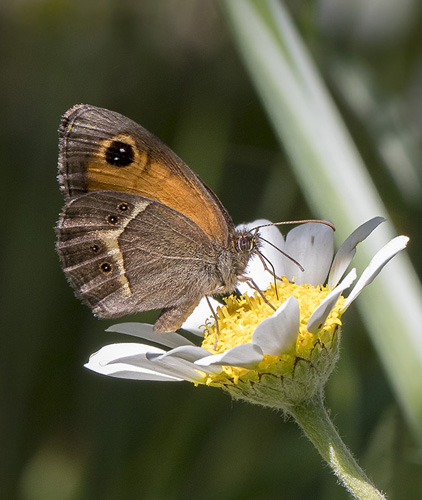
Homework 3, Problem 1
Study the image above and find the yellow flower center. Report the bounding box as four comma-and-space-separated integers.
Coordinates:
200, 277, 345, 386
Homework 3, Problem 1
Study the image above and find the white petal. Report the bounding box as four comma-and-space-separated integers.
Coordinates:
307, 269, 357, 333
87, 343, 206, 382
106, 323, 195, 348
342, 236, 409, 310
252, 296, 300, 355
195, 343, 264, 369
181, 297, 220, 336
148, 345, 223, 374
147, 345, 211, 363
112, 350, 208, 383
328, 217, 385, 289
283, 223, 334, 285
84, 343, 183, 382
237, 219, 286, 293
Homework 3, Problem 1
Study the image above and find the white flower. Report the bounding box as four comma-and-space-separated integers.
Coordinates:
85, 217, 408, 405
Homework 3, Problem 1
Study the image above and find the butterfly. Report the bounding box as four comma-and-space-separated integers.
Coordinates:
55, 104, 263, 332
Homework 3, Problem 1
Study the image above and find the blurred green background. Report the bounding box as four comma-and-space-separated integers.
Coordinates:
1, 1, 422, 499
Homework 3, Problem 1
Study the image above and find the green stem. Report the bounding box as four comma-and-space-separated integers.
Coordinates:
288, 392, 386, 499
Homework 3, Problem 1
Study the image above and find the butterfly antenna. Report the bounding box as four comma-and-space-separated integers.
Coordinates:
254, 219, 335, 232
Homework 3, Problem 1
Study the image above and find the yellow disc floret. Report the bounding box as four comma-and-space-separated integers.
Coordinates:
200, 277, 345, 392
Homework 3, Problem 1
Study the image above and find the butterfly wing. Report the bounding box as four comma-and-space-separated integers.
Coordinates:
58, 104, 233, 246
56, 190, 220, 330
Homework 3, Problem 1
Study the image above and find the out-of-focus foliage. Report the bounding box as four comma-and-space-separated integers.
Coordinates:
1, 1, 421, 499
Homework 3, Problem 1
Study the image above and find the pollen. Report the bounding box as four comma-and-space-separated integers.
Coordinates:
200, 277, 345, 386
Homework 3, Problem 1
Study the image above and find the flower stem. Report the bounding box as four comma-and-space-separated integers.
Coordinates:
288, 392, 386, 499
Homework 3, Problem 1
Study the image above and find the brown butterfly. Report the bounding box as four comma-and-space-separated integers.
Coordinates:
56, 104, 264, 333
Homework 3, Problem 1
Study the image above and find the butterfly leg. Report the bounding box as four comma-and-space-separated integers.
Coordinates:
238, 276, 277, 311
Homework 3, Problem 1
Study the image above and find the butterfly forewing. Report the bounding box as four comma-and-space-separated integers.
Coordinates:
58, 104, 232, 246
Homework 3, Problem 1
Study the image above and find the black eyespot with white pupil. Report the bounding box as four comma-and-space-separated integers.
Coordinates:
90, 244, 100, 253
105, 140, 135, 167
118, 202, 129, 211
107, 215, 118, 225
100, 262, 112, 274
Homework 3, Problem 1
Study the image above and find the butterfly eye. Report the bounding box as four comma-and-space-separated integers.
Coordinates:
105, 140, 135, 167
236, 234, 254, 252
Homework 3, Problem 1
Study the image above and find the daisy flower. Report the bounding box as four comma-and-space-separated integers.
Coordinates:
86, 216, 407, 407
85, 216, 407, 500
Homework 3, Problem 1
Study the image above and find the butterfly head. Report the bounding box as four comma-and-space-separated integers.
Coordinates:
225, 227, 262, 282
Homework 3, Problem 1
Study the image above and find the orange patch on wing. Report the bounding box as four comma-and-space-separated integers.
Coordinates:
85, 135, 227, 243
